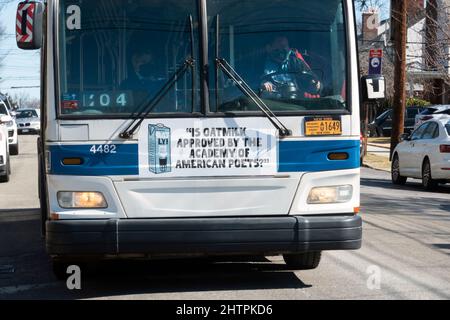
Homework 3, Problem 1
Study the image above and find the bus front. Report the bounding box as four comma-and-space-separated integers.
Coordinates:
22, 0, 363, 272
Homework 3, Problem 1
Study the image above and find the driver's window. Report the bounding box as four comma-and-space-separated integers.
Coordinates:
422, 122, 438, 139
207, 0, 347, 113
411, 123, 429, 140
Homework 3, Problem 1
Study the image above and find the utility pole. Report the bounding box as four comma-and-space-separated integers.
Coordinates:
390, 0, 408, 158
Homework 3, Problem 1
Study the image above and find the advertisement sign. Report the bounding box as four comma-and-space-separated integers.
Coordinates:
138, 119, 277, 177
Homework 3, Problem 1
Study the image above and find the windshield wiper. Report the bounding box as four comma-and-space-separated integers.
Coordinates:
120, 15, 196, 139
214, 15, 291, 137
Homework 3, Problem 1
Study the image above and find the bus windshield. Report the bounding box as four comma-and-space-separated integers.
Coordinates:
58, 0, 347, 117
58, 0, 199, 116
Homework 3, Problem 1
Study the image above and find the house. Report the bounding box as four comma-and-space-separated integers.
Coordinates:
359, 2, 427, 98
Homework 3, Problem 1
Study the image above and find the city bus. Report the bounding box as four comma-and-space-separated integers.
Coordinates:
16, 0, 385, 278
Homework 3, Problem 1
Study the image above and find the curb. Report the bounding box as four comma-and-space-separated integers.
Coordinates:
362, 163, 390, 172
367, 143, 390, 150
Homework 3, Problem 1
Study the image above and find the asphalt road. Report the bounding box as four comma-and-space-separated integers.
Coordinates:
0, 135, 449, 300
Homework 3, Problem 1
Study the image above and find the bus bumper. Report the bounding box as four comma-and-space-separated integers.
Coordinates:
46, 215, 362, 256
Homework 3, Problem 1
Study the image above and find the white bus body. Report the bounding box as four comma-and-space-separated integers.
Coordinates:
17, 0, 384, 274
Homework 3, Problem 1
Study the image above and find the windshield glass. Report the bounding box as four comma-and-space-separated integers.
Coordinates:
58, 0, 199, 116
0, 104, 8, 115
208, 0, 348, 112
16, 110, 38, 119
58, 0, 349, 117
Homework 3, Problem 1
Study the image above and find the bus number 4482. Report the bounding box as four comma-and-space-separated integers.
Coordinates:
90, 144, 117, 154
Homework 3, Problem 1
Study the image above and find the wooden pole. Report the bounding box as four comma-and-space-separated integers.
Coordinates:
390, 0, 408, 158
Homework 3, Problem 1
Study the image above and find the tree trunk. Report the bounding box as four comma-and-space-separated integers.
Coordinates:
390, 0, 408, 157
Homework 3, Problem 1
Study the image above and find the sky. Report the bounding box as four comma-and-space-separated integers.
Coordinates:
355, 0, 391, 23
0, 0, 41, 99
0, 0, 390, 101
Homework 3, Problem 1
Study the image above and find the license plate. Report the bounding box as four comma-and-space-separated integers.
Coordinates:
22, 129, 29, 133
304, 117, 342, 136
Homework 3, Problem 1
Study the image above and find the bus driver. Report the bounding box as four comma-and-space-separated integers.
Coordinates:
261, 36, 322, 99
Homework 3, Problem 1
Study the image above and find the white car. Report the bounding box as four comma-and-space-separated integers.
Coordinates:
15, 109, 41, 134
0, 116, 11, 182
414, 105, 450, 129
392, 119, 450, 190
0, 101, 19, 155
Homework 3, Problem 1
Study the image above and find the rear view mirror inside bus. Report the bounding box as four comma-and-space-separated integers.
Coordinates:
16, 1, 44, 50
361, 75, 386, 103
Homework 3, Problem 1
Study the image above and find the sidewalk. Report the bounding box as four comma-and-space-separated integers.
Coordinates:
367, 137, 390, 150
363, 138, 391, 172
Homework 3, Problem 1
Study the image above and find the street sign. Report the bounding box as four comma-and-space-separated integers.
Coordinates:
369, 49, 383, 75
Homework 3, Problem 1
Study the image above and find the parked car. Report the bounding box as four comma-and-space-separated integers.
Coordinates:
0, 101, 19, 155
0, 115, 11, 182
360, 132, 365, 165
15, 109, 41, 134
414, 105, 450, 129
391, 119, 450, 190
368, 107, 425, 137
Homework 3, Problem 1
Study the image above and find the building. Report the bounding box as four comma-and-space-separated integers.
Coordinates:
359, 2, 427, 98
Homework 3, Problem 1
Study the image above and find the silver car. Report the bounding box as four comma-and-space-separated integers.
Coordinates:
414, 105, 450, 129
15, 109, 41, 134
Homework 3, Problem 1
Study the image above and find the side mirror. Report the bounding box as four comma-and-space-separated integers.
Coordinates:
361, 75, 386, 103
400, 133, 410, 141
16, 1, 44, 50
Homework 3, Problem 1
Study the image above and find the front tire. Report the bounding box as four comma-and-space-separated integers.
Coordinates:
283, 252, 322, 270
422, 159, 438, 191
0, 152, 10, 183
391, 154, 407, 185
9, 143, 19, 156
38, 138, 48, 238
52, 260, 69, 281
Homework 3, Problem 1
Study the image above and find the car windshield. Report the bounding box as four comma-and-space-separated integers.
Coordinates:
421, 108, 437, 115
446, 123, 450, 136
58, 0, 199, 116
437, 109, 450, 115
376, 110, 391, 120
16, 110, 38, 119
58, 0, 348, 117
0, 104, 8, 115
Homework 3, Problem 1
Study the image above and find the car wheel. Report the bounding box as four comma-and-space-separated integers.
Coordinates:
391, 154, 407, 185
9, 143, 19, 156
283, 252, 322, 270
422, 159, 438, 191
0, 152, 10, 183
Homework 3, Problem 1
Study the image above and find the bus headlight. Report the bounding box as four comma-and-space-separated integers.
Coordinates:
307, 185, 353, 204
57, 191, 108, 209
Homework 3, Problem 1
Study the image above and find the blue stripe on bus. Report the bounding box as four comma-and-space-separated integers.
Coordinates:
49, 144, 139, 176
278, 139, 360, 172
48, 139, 360, 176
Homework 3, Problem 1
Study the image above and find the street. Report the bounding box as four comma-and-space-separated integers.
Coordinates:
0, 135, 449, 300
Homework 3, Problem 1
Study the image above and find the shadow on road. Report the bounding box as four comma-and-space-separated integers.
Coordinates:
58, 258, 311, 299
0, 210, 311, 299
361, 177, 450, 194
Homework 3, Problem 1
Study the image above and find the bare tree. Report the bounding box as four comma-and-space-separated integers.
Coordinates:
420, 0, 450, 103
0, 1, 16, 76
354, 0, 387, 12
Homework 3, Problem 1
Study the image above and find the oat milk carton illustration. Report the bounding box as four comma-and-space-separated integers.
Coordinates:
148, 124, 171, 174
